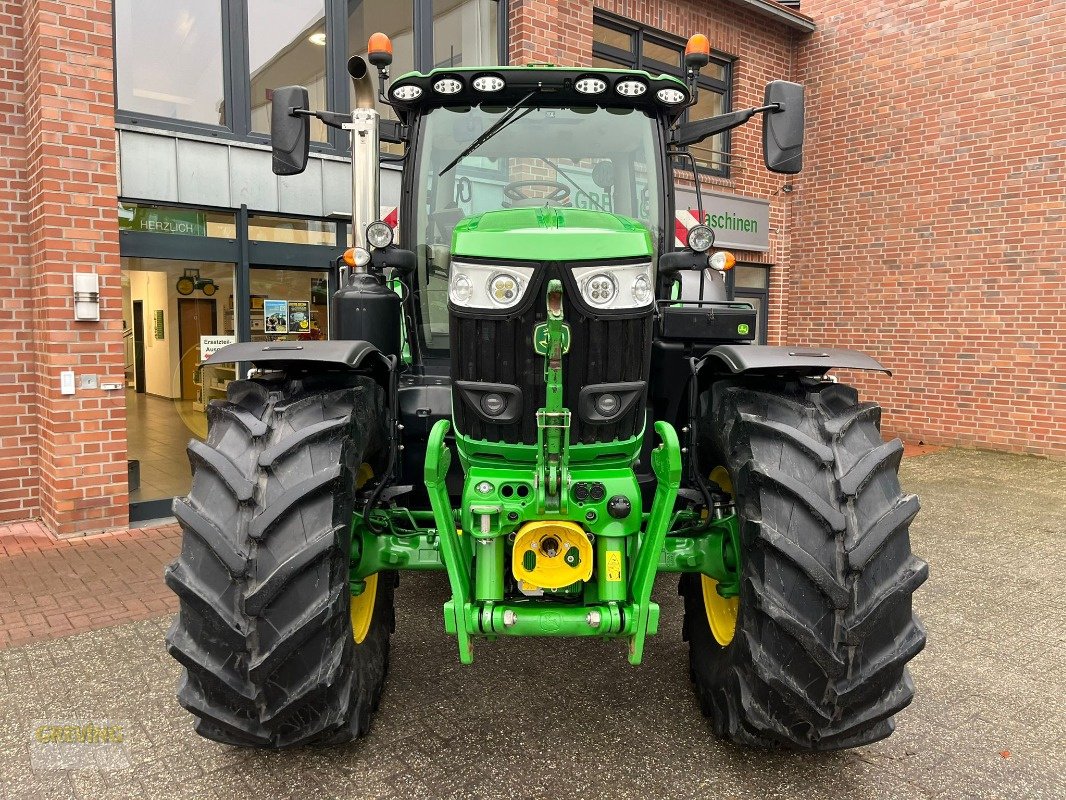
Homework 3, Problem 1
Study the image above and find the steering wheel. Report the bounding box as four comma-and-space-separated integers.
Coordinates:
503, 180, 571, 203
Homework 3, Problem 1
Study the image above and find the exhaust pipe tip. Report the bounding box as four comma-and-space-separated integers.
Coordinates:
347, 56, 376, 109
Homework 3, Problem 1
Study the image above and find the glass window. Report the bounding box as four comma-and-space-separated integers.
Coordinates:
643, 39, 682, 72
413, 104, 663, 352
735, 265, 769, 289
591, 14, 732, 177
248, 215, 337, 245
248, 0, 328, 141
114, 0, 226, 126
688, 88, 727, 173
593, 21, 633, 54
432, 0, 499, 68
348, 0, 415, 118
249, 268, 332, 341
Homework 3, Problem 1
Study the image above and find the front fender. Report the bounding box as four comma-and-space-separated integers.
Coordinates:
206, 340, 389, 376
703, 345, 891, 376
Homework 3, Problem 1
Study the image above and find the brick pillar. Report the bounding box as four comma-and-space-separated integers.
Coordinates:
509, 0, 593, 66
23, 0, 126, 535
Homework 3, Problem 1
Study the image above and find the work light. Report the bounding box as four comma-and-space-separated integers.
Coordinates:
433, 77, 463, 94
472, 75, 505, 92
391, 84, 422, 101
687, 224, 714, 253
615, 79, 647, 97
366, 221, 393, 249
656, 88, 686, 105
575, 76, 607, 95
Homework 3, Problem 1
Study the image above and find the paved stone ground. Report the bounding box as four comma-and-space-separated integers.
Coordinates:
0, 449, 1064, 799
0, 521, 180, 648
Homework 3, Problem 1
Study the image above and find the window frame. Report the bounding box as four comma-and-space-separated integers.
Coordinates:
113, 0, 509, 155
591, 11, 733, 178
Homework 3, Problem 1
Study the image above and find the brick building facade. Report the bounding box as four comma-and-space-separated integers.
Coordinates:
0, 0, 1061, 535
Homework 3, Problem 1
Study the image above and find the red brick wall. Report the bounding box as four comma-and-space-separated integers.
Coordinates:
12, 0, 126, 534
793, 1, 1065, 456
511, 0, 800, 343
0, 3, 40, 522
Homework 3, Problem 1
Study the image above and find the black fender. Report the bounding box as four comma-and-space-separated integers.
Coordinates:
702, 345, 891, 376
205, 340, 391, 381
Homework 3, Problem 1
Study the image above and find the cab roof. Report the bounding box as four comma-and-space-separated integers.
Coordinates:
387, 64, 690, 115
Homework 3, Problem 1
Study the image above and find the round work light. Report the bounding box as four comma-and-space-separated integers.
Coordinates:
687, 224, 715, 253
366, 221, 394, 249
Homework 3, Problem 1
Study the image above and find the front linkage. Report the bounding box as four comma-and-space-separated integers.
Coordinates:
349, 282, 741, 664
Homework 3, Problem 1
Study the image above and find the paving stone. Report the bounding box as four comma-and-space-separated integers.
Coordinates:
0, 449, 1062, 798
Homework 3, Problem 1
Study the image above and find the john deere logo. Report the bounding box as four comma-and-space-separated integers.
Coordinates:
533, 322, 571, 355
737, 323, 750, 335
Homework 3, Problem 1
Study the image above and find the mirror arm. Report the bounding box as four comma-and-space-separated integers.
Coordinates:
670, 103, 782, 147
290, 107, 351, 131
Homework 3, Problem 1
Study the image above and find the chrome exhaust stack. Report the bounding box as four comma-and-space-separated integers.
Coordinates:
346, 56, 380, 251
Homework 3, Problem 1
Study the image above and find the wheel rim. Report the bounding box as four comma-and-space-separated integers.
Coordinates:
701, 575, 738, 646
350, 572, 378, 644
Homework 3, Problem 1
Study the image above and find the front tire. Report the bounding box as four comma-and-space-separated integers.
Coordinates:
682, 378, 927, 750
165, 373, 393, 747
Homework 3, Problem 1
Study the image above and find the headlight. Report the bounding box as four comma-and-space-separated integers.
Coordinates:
687, 224, 714, 253
573, 262, 654, 310
366, 221, 393, 249
488, 273, 522, 307
584, 273, 617, 305
450, 273, 473, 304
449, 261, 535, 309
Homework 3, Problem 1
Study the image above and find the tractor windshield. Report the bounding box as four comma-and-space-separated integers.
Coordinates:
411, 104, 663, 354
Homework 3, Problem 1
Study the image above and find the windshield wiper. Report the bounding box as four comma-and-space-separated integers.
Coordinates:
438, 89, 540, 177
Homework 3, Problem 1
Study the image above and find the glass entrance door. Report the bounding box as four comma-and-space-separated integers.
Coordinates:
121, 257, 236, 507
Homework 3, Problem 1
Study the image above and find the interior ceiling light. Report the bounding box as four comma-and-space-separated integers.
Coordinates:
308, 32, 327, 46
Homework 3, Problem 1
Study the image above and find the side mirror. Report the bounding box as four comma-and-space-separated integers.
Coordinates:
763, 80, 804, 174
271, 86, 310, 176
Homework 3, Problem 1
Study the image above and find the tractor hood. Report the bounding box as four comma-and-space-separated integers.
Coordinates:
451, 207, 653, 261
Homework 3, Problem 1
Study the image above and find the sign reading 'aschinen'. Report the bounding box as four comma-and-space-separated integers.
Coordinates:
674, 187, 771, 252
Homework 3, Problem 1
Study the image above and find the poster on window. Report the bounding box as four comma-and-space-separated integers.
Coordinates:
264, 299, 289, 333
288, 301, 310, 333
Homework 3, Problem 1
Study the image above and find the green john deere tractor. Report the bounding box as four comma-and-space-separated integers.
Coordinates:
165, 32, 927, 751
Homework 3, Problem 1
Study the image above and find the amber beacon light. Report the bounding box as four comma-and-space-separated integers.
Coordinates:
367, 32, 393, 68
684, 34, 711, 69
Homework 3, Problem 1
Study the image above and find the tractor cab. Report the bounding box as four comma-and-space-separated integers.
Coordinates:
388, 65, 683, 360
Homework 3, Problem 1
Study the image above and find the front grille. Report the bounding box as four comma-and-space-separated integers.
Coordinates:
451, 263, 652, 445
